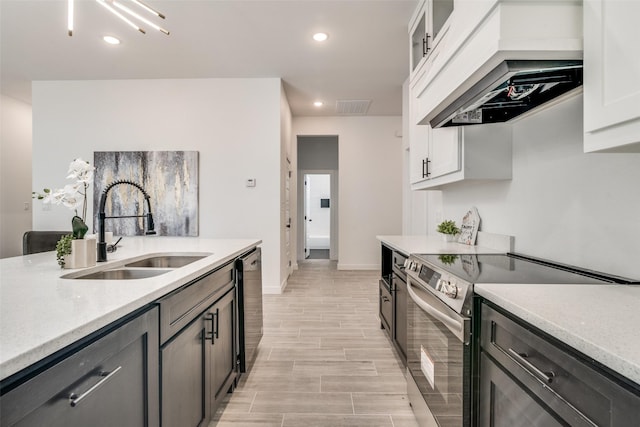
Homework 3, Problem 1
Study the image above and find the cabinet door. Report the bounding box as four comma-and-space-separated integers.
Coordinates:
1, 308, 159, 427
161, 314, 209, 427
409, 0, 454, 78
409, 0, 428, 75
584, 0, 640, 152
479, 352, 563, 427
429, 0, 454, 51
393, 276, 407, 364
209, 289, 237, 411
429, 126, 460, 178
409, 87, 430, 184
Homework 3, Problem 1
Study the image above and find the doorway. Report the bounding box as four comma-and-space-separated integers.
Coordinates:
297, 135, 339, 263
304, 174, 331, 259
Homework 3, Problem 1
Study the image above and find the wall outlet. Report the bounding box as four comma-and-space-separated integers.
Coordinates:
246, 178, 256, 187
23, 202, 30, 211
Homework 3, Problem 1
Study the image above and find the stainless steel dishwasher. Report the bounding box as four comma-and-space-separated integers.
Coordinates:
235, 248, 263, 377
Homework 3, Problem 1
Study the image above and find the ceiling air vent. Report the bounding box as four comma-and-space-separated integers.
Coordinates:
335, 100, 371, 115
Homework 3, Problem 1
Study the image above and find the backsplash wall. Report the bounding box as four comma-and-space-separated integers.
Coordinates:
434, 95, 640, 279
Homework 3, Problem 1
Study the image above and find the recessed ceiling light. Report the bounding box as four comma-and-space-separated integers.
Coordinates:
313, 101, 324, 107
103, 35, 121, 45
313, 32, 328, 42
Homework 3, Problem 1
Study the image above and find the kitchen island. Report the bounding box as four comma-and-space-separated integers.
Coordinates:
0, 236, 261, 382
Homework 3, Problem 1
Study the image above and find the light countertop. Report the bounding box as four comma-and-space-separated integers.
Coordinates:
0, 237, 260, 381
475, 283, 640, 386
376, 233, 511, 255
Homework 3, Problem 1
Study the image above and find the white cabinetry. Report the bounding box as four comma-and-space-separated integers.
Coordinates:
407, 0, 512, 191
411, 124, 512, 191
409, 0, 454, 80
409, 74, 459, 186
583, 0, 640, 152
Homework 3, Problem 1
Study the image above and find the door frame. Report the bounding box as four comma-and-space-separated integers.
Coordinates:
297, 169, 338, 261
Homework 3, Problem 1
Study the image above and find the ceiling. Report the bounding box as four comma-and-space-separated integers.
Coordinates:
0, 0, 416, 117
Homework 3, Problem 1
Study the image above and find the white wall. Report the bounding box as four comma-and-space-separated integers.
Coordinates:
0, 95, 33, 258
32, 78, 287, 291
428, 95, 640, 279
292, 116, 403, 270
279, 83, 293, 290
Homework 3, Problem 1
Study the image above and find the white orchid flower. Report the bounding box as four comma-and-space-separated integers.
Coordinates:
60, 184, 83, 210
34, 158, 93, 224
66, 158, 95, 184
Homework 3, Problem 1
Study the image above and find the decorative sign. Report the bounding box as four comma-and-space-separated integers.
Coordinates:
457, 207, 480, 245
93, 151, 199, 237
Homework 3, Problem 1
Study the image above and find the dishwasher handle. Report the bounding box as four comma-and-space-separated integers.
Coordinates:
407, 278, 469, 344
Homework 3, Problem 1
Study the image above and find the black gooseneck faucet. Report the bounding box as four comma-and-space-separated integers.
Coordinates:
98, 180, 156, 262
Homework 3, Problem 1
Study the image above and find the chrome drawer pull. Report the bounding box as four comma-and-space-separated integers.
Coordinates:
508, 348, 555, 383
69, 366, 122, 407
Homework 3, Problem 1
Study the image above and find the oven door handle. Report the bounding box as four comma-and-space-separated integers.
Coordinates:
407, 278, 469, 344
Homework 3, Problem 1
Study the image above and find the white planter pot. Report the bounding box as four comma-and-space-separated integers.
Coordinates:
441, 233, 456, 243
64, 238, 97, 269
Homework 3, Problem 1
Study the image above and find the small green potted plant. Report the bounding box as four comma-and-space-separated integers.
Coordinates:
437, 219, 460, 242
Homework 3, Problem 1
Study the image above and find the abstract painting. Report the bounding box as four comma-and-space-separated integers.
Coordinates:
93, 151, 199, 237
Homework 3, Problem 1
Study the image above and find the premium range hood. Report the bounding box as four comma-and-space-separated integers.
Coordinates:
430, 60, 583, 128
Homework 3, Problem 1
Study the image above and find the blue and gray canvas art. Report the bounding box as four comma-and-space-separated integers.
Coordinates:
93, 151, 199, 237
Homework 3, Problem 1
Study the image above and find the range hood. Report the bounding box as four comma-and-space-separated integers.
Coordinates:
430, 60, 583, 128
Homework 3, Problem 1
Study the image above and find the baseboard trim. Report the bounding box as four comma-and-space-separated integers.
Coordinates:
263, 280, 286, 294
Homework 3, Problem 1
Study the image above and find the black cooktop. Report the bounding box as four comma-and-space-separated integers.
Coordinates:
413, 253, 638, 285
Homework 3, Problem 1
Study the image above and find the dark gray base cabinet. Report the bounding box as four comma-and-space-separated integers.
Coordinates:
159, 261, 237, 427
392, 274, 407, 363
480, 352, 563, 427
478, 301, 640, 427
0, 307, 160, 427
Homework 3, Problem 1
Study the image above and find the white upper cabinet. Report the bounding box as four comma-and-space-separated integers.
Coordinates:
584, 0, 640, 152
411, 124, 512, 191
409, 0, 454, 81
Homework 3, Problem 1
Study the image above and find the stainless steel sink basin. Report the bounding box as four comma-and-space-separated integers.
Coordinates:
124, 255, 207, 268
62, 252, 212, 280
74, 268, 173, 280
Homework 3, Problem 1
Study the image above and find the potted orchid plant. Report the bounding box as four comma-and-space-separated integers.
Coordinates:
33, 158, 95, 267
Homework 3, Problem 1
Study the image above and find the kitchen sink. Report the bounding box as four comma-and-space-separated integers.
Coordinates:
124, 255, 208, 268
62, 252, 212, 280
72, 268, 173, 280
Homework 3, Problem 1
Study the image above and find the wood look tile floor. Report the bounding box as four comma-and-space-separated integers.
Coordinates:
211, 260, 420, 427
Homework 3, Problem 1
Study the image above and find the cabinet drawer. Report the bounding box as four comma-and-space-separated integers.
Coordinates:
379, 280, 392, 333
159, 261, 234, 344
481, 302, 640, 426
0, 307, 159, 427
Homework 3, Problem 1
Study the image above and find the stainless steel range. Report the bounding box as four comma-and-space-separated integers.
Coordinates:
404, 252, 637, 427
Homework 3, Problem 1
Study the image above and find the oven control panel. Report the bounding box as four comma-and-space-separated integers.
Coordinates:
406, 257, 472, 315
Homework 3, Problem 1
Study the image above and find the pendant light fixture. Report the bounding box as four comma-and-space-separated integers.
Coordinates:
67, 0, 169, 37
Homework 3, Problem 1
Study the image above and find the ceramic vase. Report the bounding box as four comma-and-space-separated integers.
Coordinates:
64, 238, 97, 269
441, 233, 456, 243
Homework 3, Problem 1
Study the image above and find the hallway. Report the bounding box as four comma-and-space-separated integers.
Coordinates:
212, 260, 419, 426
